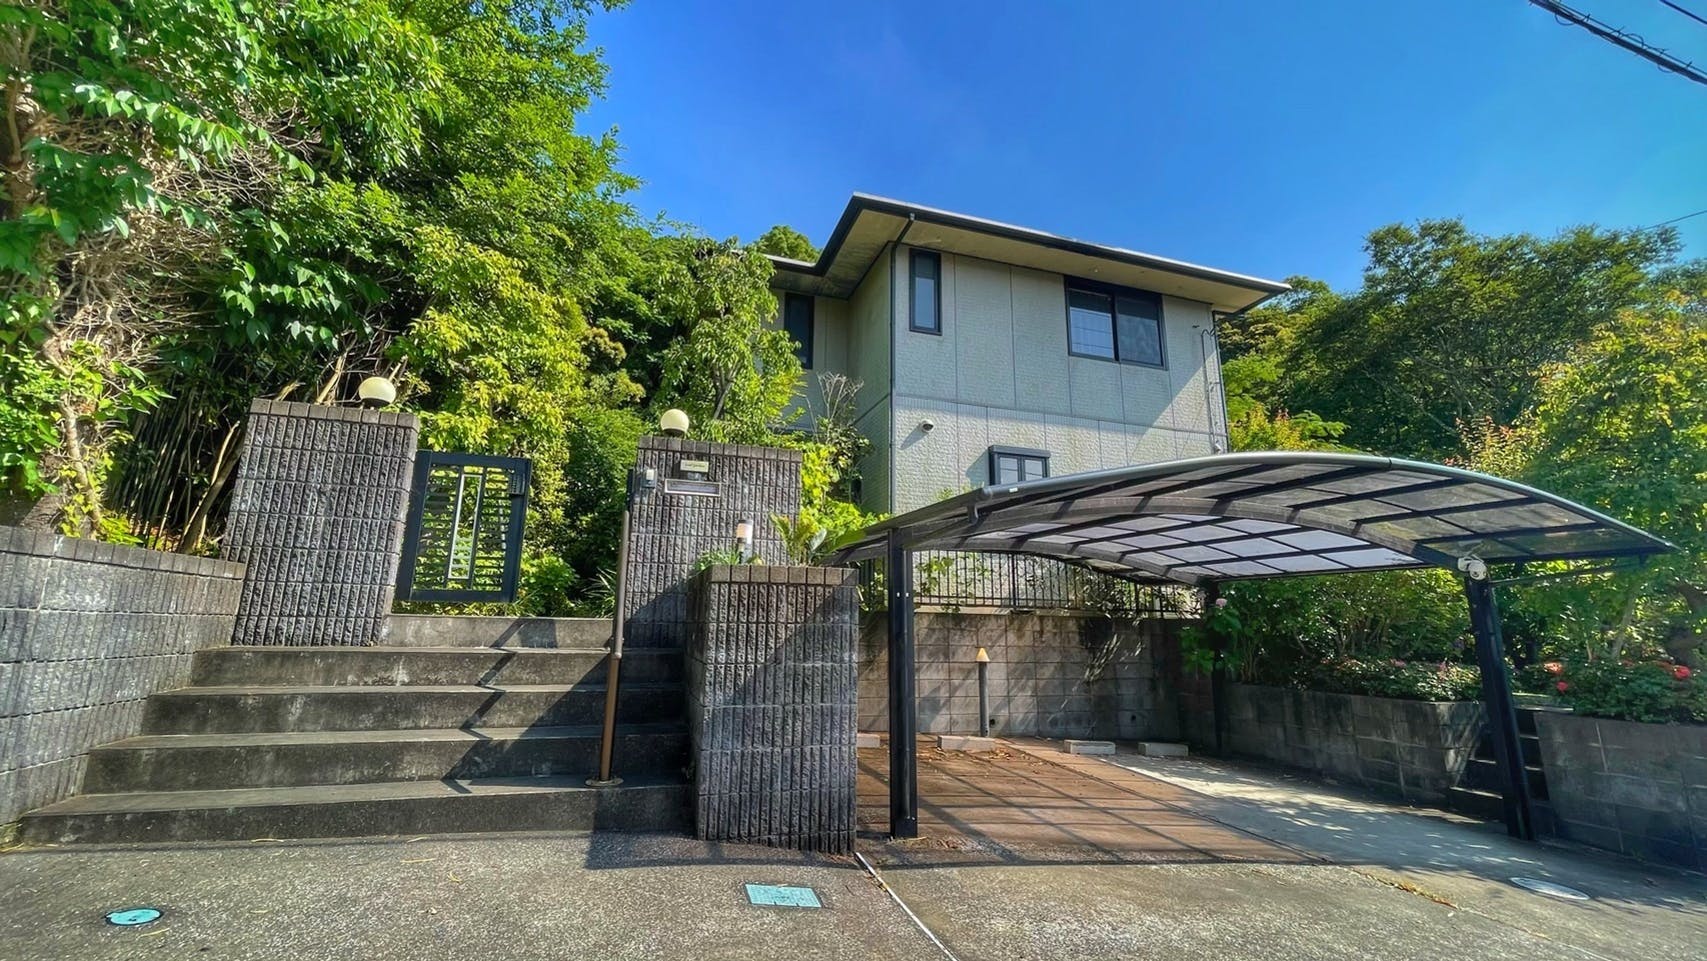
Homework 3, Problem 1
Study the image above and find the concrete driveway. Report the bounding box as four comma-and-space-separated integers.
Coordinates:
3, 742, 1704, 960
857, 741, 1707, 961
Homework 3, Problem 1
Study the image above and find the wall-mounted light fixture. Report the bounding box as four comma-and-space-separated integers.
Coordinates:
734, 518, 754, 560
357, 376, 396, 408
659, 408, 690, 437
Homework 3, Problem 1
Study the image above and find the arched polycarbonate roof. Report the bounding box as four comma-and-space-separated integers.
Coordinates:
828, 453, 1672, 586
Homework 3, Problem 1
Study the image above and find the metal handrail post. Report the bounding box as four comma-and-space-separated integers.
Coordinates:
590, 468, 638, 787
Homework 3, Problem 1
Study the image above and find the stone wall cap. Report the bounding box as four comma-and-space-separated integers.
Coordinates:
697, 563, 857, 586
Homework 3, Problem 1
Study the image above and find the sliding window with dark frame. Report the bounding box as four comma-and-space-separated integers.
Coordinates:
1064, 278, 1165, 368
988, 446, 1050, 485
910, 249, 941, 334
782, 292, 814, 368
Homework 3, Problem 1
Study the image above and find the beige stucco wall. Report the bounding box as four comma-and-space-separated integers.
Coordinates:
775, 240, 1230, 513
885, 244, 1227, 512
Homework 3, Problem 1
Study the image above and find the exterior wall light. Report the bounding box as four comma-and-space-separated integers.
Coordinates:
734, 518, 754, 559
357, 376, 396, 408
659, 408, 690, 437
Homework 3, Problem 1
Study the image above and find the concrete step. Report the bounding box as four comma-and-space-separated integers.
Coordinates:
83, 723, 688, 793
142, 683, 684, 735
386, 614, 612, 648
190, 646, 682, 688
1460, 757, 1549, 798
1444, 785, 1506, 822
18, 775, 688, 845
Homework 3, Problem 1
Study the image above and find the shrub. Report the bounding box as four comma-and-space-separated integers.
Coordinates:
1300, 657, 1482, 702
1542, 659, 1706, 724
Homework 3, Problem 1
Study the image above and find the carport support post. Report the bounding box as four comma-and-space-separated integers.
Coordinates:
1464, 573, 1535, 841
886, 530, 919, 838
1205, 582, 1229, 756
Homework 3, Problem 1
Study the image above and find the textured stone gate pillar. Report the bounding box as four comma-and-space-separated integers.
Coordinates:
224, 399, 418, 646
688, 565, 859, 853
625, 437, 801, 650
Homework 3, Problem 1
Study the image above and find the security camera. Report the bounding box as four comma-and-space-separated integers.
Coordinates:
920, 419, 935, 433
1456, 556, 1487, 581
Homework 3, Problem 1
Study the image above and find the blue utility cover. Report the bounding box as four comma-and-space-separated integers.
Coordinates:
745, 884, 822, 908
106, 908, 162, 927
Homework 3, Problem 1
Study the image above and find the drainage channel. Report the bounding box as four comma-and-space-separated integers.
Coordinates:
855, 852, 961, 961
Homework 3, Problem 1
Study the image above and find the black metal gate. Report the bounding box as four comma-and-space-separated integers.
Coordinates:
396, 452, 531, 603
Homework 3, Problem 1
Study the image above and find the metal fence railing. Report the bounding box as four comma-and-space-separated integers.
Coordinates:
856, 550, 1199, 618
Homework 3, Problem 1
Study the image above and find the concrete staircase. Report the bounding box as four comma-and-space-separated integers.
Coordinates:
18, 616, 691, 845
1444, 707, 1555, 832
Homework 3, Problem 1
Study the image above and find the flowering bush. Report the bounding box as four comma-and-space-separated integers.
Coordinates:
1298, 657, 1482, 702
1527, 659, 1707, 724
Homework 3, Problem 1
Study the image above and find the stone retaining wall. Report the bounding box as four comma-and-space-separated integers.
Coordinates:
224, 399, 418, 646
687, 565, 858, 853
1535, 711, 1707, 871
1182, 683, 1484, 805
857, 611, 1183, 741
0, 528, 245, 824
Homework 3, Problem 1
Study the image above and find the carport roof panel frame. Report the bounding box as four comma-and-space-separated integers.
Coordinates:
826, 452, 1673, 586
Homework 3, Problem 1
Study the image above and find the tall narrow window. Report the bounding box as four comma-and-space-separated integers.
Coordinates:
783, 292, 814, 368
1064, 279, 1165, 368
910, 250, 941, 334
1067, 288, 1115, 359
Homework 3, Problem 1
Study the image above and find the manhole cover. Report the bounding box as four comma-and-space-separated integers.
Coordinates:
1510, 877, 1590, 901
106, 908, 163, 927
745, 884, 822, 908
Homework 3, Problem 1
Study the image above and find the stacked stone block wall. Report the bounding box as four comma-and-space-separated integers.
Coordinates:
688, 565, 858, 853
1536, 712, 1707, 871
0, 528, 244, 824
1180, 683, 1484, 805
857, 611, 1182, 741
224, 399, 418, 646
626, 437, 801, 650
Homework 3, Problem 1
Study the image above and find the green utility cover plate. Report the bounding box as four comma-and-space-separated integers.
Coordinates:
745, 884, 821, 908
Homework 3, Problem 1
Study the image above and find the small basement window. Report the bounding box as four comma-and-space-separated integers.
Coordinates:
910, 250, 941, 334
783, 292, 814, 368
988, 446, 1050, 485
1065, 279, 1164, 367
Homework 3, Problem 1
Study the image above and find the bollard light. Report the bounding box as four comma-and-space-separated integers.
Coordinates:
659, 408, 690, 437
975, 647, 989, 663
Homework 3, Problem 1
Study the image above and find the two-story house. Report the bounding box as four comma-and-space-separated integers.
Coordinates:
768, 194, 1290, 515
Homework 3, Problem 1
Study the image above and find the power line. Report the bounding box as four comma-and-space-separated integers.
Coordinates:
1660, 0, 1707, 29
1646, 207, 1707, 229
1527, 0, 1707, 88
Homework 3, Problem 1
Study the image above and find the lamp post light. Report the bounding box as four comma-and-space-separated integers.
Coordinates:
975, 646, 991, 737
734, 519, 754, 561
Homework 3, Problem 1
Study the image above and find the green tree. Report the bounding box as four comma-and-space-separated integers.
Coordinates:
752, 224, 819, 262
652, 238, 801, 443
1247, 221, 1679, 460
1484, 297, 1707, 665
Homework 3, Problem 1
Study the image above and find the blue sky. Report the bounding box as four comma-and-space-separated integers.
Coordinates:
581, 1, 1707, 288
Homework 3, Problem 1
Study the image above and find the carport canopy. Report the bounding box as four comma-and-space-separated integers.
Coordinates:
826, 452, 1671, 582
827, 452, 1674, 845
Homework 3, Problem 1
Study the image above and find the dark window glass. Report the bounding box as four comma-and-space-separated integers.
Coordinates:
990, 449, 1049, 485
910, 250, 940, 333
1067, 288, 1115, 358
1066, 281, 1166, 367
783, 292, 813, 368
1115, 294, 1163, 367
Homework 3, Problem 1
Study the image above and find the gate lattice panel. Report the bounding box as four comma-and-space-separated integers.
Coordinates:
397, 452, 531, 603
